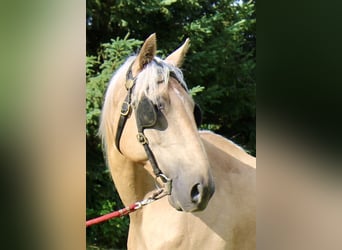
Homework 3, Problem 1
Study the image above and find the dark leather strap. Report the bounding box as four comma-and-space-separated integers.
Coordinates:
136, 124, 165, 181
115, 63, 136, 153
115, 93, 132, 153
143, 143, 163, 177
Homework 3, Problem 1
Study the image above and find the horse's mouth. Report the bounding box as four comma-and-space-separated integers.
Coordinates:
168, 197, 182, 211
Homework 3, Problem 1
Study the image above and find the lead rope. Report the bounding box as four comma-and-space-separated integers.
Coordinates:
86, 181, 171, 227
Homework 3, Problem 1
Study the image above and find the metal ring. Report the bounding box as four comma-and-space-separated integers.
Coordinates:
134, 202, 142, 210
158, 174, 171, 183
154, 174, 172, 192
120, 101, 131, 116
136, 133, 148, 144
125, 79, 134, 89
154, 176, 163, 190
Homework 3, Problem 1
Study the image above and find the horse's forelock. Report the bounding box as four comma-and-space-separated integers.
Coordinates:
132, 57, 187, 105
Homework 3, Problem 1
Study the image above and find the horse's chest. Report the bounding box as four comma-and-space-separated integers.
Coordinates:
129, 205, 230, 250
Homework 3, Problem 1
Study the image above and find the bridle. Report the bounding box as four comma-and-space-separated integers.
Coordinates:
87, 60, 203, 227
114, 59, 202, 189
115, 60, 172, 187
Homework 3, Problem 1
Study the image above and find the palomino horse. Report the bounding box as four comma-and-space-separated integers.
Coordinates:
100, 34, 256, 250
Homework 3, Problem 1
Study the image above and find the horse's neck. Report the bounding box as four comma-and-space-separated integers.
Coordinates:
107, 150, 155, 207
195, 132, 256, 250
200, 131, 256, 211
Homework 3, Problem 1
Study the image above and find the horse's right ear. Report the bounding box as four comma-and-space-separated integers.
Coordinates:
132, 33, 157, 76
165, 38, 190, 67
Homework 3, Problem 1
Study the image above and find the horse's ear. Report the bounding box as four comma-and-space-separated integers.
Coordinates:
132, 33, 157, 76
165, 38, 190, 67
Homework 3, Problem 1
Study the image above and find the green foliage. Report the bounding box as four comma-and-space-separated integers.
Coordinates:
87, 0, 255, 248
189, 85, 205, 96
86, 144, 130, 249
87, 199, 129, 248
86, 35, 142, 142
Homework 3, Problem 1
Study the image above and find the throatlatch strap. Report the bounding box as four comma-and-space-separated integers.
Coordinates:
142, 143, 163, 178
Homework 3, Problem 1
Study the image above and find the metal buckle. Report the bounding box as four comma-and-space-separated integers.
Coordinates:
164, 178, 172, 195
155, 174, 172, 195
120, 101, 131, 116
125, 79, 134, 89
160, 174, 172, 195
136, 133, 148, 145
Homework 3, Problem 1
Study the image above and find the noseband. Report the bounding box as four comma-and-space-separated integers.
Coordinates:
115, 60, 172, 184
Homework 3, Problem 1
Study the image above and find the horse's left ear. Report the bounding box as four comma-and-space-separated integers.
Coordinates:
132, 33, 157, 76
165, 38, 190, 67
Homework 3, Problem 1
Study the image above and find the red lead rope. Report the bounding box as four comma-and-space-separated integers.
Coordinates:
86, 186, 170, 228
86, 203, 139, 227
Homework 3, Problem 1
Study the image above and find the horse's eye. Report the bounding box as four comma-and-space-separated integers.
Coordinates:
156, 97, 166, 111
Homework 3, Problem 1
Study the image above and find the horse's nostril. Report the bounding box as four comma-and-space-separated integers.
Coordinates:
190, 183, 202, 204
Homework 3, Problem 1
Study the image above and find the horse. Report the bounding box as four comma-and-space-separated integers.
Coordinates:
99, 34, 256, 250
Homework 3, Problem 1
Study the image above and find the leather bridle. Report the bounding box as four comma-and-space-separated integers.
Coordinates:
114, 60, 172, 185
114, 60, 202, 190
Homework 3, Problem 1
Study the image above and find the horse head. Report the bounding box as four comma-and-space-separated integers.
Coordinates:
101, 34, 215, 212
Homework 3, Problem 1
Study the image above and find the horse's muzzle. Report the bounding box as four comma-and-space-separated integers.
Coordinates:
169, 176, 215, 212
